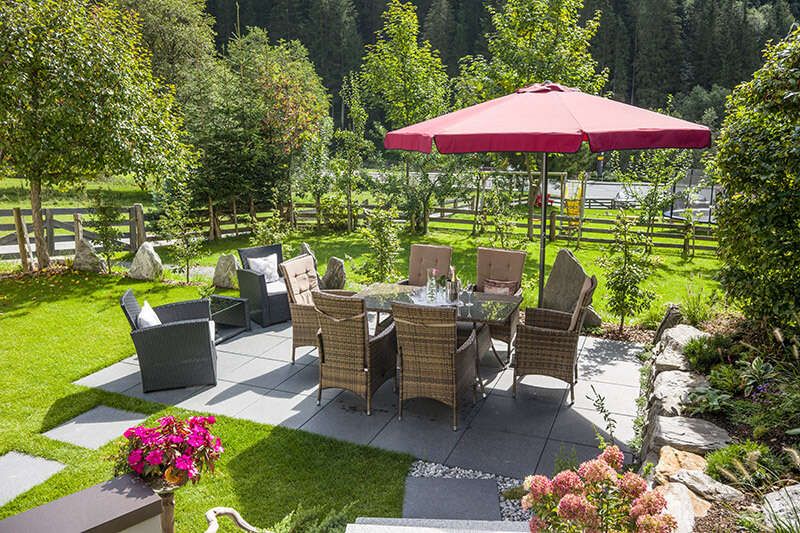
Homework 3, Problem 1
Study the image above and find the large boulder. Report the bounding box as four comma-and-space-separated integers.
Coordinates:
655, 482, 711, 533
662, 324, 709, 353
670, 469, 744, 502
541, 248, 602, 327
73, 238, 107, 274
653, 304, 683, 344
320, 256, 346, 290
763, 484, 800, 530
654, 346, 690, 373
128, 242, 163, 280
213, 254, 238, 289
651, 371, 709, 416
655, 446, 707, 485
648, 416, 731, 455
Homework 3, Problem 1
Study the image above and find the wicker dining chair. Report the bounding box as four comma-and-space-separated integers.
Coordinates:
279, 254, 355, 364
475, 247, 527, 360
399, 244, 453, 286
392, 302, 477, 431
312, 291, 397, 415
512, 275, 598, 403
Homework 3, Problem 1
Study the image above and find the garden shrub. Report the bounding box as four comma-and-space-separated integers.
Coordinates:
708, 363, 744, 394
319, 191, 349, 231
705, 440, 787, 490
360, 205, 400, 283
250, 211, 290, 247
684, 335, 732, 373
707, 27, 800, 336
680, 281, 716, 326
90, 189, 124, 270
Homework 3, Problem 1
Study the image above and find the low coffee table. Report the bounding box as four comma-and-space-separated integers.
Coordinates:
209, 295, 250, 344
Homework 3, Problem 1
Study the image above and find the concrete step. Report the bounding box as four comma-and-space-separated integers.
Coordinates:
347, 517, 528, 532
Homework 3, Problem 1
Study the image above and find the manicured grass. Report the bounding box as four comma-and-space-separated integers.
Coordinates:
0, 271, 412, 531
154, 228, 721, 327
0, 176, 152, 211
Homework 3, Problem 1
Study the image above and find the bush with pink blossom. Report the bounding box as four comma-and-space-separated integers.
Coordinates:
522, 445, 676, 532
111, 415, 223, 490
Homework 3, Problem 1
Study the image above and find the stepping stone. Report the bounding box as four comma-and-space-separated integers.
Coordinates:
402, 478, 500, 521
43, 406, 146, 450
0, 452, 65, 506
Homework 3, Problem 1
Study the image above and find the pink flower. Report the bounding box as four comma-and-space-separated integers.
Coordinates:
212, 437, 224, 454
557, 493, 598, 524
123, 427, 137, 439
578, 459, 616, 485
528, 515, 547, 533
127, 448, 144, 467
551, 470, 584, 498
131, 461, 144, 474
174, 454, 194, 471
523, 475, 552, 503
169, 434, 183, 444
599, 445, 625, 470
205, 416, 216, 425
630, 491, 668, 519
145, 449, 164, 466
187, 432, 206, 448
617, 471, 648, 500
158, 416, 176, 427
635, 513, 678, 533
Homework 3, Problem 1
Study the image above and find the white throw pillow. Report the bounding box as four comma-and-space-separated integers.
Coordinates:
137, 301, 162, 329
249, 254, 279, 282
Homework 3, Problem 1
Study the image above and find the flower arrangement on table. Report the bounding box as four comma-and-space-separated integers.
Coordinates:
112, 415, 223, 492
521, 445, 677, 533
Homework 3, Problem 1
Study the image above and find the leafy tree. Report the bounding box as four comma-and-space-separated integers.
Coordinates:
158, 171, 202, 283
631, 0, 683, 108
111, 0, 216, 87
0, 0, 190, 269
602, 211, 654, 333
707, 26, 800, 334
360, 205, 401, 282
361, 0, 450, 130
423, 0, 457, 72
295, 116, 335, 231
90, 190, 124, 271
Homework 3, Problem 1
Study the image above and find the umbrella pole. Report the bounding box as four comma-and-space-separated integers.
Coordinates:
538, 153, 548, 307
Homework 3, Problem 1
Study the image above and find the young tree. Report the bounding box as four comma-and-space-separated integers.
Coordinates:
334, 73, 371, 232
158, 171, 202, 283
91, 190, 124, 271
0, 0, 189, 269
708, 26, 800, 334
360, 205, 401, 283
602, 211, 655, 333
295, 116, 335, 231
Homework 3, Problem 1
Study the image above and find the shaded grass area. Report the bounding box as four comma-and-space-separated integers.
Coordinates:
153, 227, 720, 327
0, 176, 152, 211
0, 271, 411, 531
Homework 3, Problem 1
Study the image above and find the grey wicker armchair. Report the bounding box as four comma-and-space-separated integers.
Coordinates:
120, 290, 217, 392
312, 292, 397, 415
279, 254, 355, 364
237, 244, 290, 327
475, 247, 526, 362
392, 302, 477, 431
512, 275, 597, 403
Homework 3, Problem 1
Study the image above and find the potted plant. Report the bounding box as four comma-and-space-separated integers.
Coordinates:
111, 415, 223, 533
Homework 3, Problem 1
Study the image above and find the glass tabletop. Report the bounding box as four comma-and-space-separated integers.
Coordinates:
209, 295, 244, 315
353, 283, 522, 325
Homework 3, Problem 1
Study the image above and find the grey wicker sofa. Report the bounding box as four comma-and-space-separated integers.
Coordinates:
237, 244, 291, 327
120, 290, 217, 392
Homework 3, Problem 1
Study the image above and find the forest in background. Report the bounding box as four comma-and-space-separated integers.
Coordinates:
205, 0, 797, 129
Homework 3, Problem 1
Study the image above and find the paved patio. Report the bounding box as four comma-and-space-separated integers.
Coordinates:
76, 319, 643, 479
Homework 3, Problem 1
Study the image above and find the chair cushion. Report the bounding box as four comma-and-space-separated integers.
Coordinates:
280, 255, 319, 305
266, 279, 288, 295
484, 278, 517, 295
137, 301, 162, 329
568, 276, 594, 331
249, 254, 279, 282
476, 247, 525, 292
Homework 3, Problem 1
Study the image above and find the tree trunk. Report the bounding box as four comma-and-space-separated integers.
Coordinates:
232, 199, 238, 237
422, 201, 430, 234
346, 182, 353, 232
29, 177, 50, 269
315, 194, 322, 232
287, 156, 296, 228
472, 174, 481, 236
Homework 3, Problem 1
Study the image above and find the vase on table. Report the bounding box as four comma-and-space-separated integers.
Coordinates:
150, 476, 184, 533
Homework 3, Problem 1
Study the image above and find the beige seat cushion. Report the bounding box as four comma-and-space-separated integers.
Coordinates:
407, 244, 452, 286
568, 276, 595, 331
476, 247, 526, 292
280, 255, 319, 305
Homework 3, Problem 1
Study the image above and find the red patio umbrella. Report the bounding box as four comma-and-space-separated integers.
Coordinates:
384, 83, 711, 304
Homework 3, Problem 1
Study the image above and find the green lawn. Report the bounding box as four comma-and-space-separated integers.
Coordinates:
153, 228, 721, 327
0, 271, 412, 531
0, 176, 152, 211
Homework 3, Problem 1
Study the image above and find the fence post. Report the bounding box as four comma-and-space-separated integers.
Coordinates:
548, 210, 557, 242
73, 213, 83, 249
44, 208, 55, 257
129, 203, 146, 251
13, 207, 33, 272
128, 206, 137, 252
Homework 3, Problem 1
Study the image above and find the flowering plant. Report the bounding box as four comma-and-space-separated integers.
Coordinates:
522, 445, 676, 533
111, 415, 223, 490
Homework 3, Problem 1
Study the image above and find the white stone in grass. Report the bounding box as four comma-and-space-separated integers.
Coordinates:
128, 242, 163, 280
649, 416, 730, 455
213, 254, 239, 289
670, 469, 744, 502
763, 484, 800, 530
661, 325, 709, 353
73, 238, 107, 274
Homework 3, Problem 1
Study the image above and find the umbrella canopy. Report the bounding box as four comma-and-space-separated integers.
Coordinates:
384, 83, 711, 153
383, 82, 711, 306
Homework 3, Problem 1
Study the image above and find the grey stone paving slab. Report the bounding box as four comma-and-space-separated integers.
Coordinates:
536, 438, 634, 476
219, 356, 305, 389
43, 406, 146, 450
215, 352, 256, 380
300, 391, 395, 445
256, 339, 317, 365
175, 381, 267, 416
272, 363, 324, 395
488, 372, 570, 399
261, 322, 293, 337
579, 337, 642, 384
0, 452, 66, 506
123, 382, 208, 405
402, 478, 500, 520
74, 362, 140, 393
469, 393, 560, 437
236, 389, 336, 429
569, 380, 639, 416
216, 330, 286, 357
547, 406, 636, 451
446, 427, 547, 478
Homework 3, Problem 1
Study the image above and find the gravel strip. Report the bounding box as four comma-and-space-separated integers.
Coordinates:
408, 460, 529, 522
